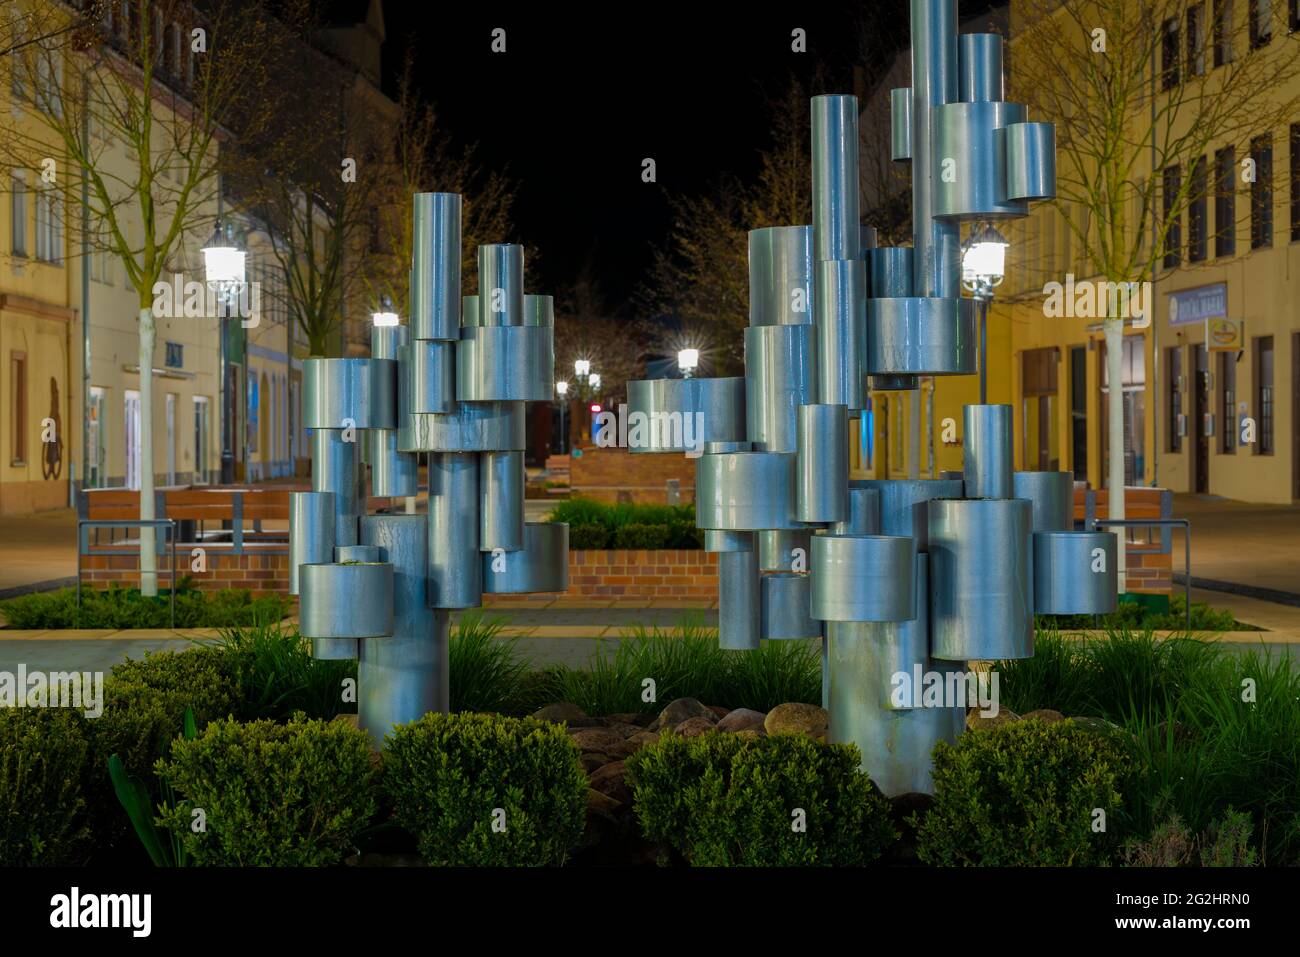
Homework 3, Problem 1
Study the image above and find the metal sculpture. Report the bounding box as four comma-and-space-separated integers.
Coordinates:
630, 0, 1114, 795
292, 193, 566, 745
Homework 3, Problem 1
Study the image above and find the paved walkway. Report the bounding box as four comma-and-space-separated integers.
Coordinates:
1170, 494, 1300, 599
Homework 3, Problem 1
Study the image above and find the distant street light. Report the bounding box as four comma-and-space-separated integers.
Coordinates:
961, 223, 1009, 405
587, 372, 601, 391
202, 221, 246, 301
555, 380, 569, 454
574, 358, 591, 379
678, 347, 700, 378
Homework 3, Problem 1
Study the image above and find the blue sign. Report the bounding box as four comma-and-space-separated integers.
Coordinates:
1168, 283, 1227, 326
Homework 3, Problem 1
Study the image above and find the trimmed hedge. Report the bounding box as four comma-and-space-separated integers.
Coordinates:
158, 715, 378, 866
915, 718, 1133, 866
0, 708, 91, 865
0, 583, 289, 630
548, 498, 703, 550
626, 730, 896, 866
382, 712, 588, 866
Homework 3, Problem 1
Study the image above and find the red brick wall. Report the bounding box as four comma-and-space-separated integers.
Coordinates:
82, 550, 291, 594
570, 447, 696, 504
1126, 548, 1172, 595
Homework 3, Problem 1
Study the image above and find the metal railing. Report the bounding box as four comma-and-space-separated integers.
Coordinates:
1086, 517, 1192, 632
76, 519, 178, 628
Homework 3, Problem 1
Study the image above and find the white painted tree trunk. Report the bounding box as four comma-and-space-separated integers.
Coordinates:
138, 307, 158, 597
1104, 318, 1127, 593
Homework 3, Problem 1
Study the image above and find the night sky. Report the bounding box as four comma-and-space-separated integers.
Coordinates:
379, 1, 997, 312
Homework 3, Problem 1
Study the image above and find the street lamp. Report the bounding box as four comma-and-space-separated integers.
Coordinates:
587, 372, 601, 391
203, 220, 247, 484
961, 223, 1009, 405
677, 348, 699, 378
555, 380, 569, 454
372, 296, 400, 327
574, 358, 591, 379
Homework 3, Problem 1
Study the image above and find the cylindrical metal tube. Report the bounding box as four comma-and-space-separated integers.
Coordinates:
410, 192, 461, 341
462, 295, 480, 328
398, 401, 526, 453
958, 33, 1004, 102
744, 324, 814, 453
476, 243, 525, 326
865, 297, 977, 376
757, 529, 812, 571
370, 429, 420, 497
482, 522, 569, 593
705, 529, 753, 553
303, 357, 397, 430
855, 477, 963, 549
455, 325, 553, 402
890, 88, 912, 161
312, 429, 362, 547
910, 0, 960, 299
359, 514, 446, 743
625, 377, 747, 453
1000, 122, 1057, 202
300, 562, 394, 642
335, 545, 382, 563
427, 452, 481, 608
400, 340, 455, 414
718, 548, 761, 650
928, 498, 1034, 660
931, 101, 1029, 218
827, 485, 881, 536
524, 294, 554, 326
748, 226, 814, 326
814, 259, 865, 408
761, 572, 820, 640
963, 404, 1014, 499
810, 534, 916, 622
479, 450, 524, 552
289, 491, 335, 596
1032, 530, 1118, 615
370, 322, 408, 361
811, 94, 861, 263
874, 553, 931, 710
696, 450, 799, 530
796, 403, 848, 523
866, 247, 915, 298
828, 620, 960, 796
1013, 470, 1074, 532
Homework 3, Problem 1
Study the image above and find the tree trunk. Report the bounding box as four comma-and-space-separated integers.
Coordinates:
138, 307, 158, 597
1104, 317, 1127, 593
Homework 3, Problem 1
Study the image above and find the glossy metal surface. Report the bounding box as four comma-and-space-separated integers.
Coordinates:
796, 403, 848, 523
866, 247, 914, 298
744, 324, 814, 453
1032, 531, 1118, 614
814, 259, 866, 408
525, 294, 554, 327
962, 404, 1014, 499
811, 94, 861, 262
476, 243, 525, 326
303, 357, 397, 430
928, 497, 1034, 660
718, 548, 761, 650
1012, 470, 1074, 532
932, 101, 1029, 219
289, 491, 334, 596
370, 428, 420, 497
400, 340, 455, 414
958, 33, 1004, 101
482, 522, 569, 593
1000, 122, 1057, 202
410, 192, 461, 342
311, 429, 363, 547
910, 0, 960, 299
854, 477, 963, 549
696, 450, 799, 530
371, 322, 408, 361
810, 534, 916, 622
300, 562, 394, 640
757, 529, 812, 571
479, 450, 525, 552
625, 377, 746, 453
873, 554, 931, 710
335, 545, 382, 563
426, 452, 481, 608
704, 529, 753, 553
399, 401, 525, 453
748, 226, 814, 326
761, 572, 820, 640
360, 514, 446, 742
456, 325, 553, 402
826, 486, 881, 536
462, 295, 480, 327
890, 88, 911, 160
864, 296, 976, 376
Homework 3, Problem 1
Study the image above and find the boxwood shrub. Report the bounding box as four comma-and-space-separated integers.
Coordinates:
915, 718, 1133, 866
382, 712, 588, 866
0, 708, 91, 865
157, 715, 378, 866
626, 730, 896, 866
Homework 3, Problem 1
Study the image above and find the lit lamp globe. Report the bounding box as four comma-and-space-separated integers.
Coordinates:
574, 359, 591, 378
588, 373, 601, 391
202, 223, 246, 292
677, 348, 700, 378
960, 223, 1008, 297
555, 380, 569, 397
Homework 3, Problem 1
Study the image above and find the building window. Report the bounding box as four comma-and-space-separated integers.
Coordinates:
1161, 18, 1181, 89
35, 190, 62, 264
1101, 335, 1147, 487
1189, 156, 1208, 261
1163, 164, 1182, 268
1250, 134, 1273, 249
1220, 352, 1237, 453
88, 386, 106, 487
1214, 0, 1235, 65
194, 396, 211, 485
1188, 4, 1207, 76
1250, 0, 1273, 47
1255, 336, 1274, 454
9, 352, 27, 466
163, 23, 178, 76
1167, 346, 1183, 453
1291, 0, 1300, 30
1215, 145, 1236, 256
10, 175, 27, 257
1291, 123, 1300, 241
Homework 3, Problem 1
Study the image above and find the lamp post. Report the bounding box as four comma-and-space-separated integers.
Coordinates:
960, 223, 1008, 405
555, 380, 569, 453
203, 221, 247, 484
677, 347, 699, 379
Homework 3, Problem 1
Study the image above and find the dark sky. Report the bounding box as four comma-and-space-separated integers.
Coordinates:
378, 1, 996, 311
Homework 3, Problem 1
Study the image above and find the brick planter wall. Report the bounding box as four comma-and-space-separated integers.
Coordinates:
569, 447, 696, 504
79, 547, 719, 600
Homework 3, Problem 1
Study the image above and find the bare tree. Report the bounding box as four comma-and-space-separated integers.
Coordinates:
1012, 0, 1300, 579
